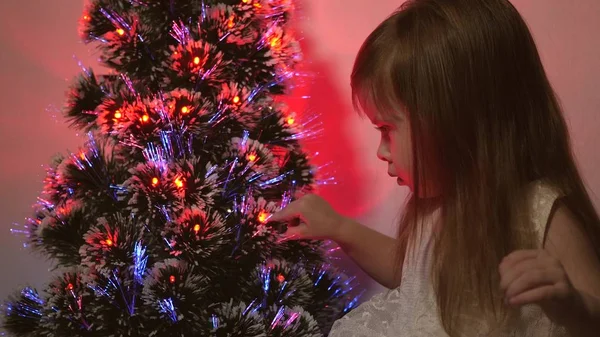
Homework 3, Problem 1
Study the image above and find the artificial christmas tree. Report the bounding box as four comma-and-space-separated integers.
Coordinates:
2, 1, 359, 336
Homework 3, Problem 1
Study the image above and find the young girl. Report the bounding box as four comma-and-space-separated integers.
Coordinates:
268, 0, 600, 336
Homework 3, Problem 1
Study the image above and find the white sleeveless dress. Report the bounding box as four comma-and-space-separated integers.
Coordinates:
329, 181, 568, 336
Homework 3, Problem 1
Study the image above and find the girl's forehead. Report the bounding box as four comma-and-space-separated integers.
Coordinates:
357, 90, 407, 123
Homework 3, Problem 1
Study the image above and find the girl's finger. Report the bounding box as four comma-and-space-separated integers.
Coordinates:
505, 268, 558, 299
267, 202, 300, 223
500, 258, 542, 291
277, 223, 307, 242
508, 285, 556, 306
500, 250, 539, 271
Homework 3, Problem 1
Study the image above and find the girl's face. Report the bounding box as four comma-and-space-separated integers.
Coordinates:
365, 108, 414, 191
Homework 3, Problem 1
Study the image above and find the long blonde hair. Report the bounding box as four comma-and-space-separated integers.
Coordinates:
351, 0, 600, 334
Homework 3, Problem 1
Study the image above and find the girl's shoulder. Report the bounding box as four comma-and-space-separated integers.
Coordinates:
525, 179, 564, 246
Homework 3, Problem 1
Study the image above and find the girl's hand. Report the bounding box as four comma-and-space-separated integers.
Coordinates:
266, 194, 345, 241
499, 249, 584, 325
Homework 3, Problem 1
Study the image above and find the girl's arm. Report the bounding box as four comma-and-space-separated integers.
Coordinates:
543, 203, 600, 335
334, 217, 403, 289
563, 291, 600, 337
268, 194, 403, 289
500, 202, 600, 336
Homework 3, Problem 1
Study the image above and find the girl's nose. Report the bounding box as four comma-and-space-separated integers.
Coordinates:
377, 145, 391, 163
